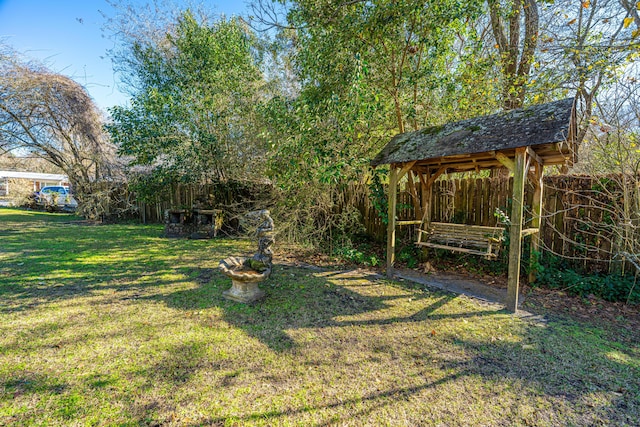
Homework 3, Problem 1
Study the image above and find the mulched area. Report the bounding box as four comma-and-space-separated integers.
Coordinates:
522, 286, 640, 332
432, 260, 640, 333
421, 261, 640, 337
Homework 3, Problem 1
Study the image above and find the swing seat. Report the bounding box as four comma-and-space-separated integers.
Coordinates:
416, 222, 505, 260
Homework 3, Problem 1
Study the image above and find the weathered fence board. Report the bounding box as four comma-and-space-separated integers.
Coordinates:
136, 182, 275, 224
131, 174, 637, 273
344, 174, 638, 272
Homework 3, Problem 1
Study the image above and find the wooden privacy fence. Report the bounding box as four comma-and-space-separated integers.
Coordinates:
135, 181, 276, 224
346, 174, 640, 273
120, 175, 637, 273
347, 175, 514, 242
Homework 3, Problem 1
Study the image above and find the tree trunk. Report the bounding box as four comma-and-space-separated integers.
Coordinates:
488, 0, 539, 110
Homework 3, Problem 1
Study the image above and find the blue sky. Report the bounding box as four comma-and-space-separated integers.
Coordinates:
0, 0, 249, 112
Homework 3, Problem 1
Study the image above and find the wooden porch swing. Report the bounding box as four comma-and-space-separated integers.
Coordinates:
416, 221, 505, 260
371, 98, 578, 312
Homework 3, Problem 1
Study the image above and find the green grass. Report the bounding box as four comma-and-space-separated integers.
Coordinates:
1, 207, 638, 426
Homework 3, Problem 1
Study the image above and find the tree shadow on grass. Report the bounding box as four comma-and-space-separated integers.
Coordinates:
152, 263, 502, 353
202, 362, 467, 427
147, 264, 639, 426
0, 222, 236, 313
150, 265, 388, 351
1, 372, 69, 425
135, 341, 210, 388
183, 336, 639, 427
1, 372, 67, 397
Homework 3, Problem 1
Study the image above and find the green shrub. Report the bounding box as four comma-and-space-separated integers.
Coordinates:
536, 256, 640, 304
332, 243, 381, 267
397, 244, 421, 268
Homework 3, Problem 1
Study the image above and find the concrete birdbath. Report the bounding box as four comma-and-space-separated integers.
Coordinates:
219, 210, 274, 303
219, 256, 271, 303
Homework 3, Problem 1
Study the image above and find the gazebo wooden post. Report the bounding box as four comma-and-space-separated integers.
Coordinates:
386, 161, 416, 277
386, 164, 399, 277
506, 147, 527, 312
529, 162, 544, 283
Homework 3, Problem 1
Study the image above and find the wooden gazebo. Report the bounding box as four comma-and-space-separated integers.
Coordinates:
371, 98, 577, 312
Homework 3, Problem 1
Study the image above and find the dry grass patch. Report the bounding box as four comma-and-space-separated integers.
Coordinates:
0, 208, 638, 426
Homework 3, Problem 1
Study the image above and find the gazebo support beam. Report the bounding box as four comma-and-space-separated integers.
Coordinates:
506, 147, 527, 312
386, 161, 416, 277
526, 147, 544, 168
494, 152, 515, 172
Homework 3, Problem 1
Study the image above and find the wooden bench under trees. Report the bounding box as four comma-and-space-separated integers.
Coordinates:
416, 222, 506, 260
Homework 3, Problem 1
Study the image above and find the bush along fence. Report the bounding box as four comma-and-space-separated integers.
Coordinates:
346, 173, 640, 278
81, 179, 276, 230
135, 180, 276, 230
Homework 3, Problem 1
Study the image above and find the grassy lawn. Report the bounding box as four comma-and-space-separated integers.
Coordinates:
1, 208, 638, 426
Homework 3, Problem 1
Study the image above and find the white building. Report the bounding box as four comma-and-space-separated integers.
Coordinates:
0, 171, 69, 196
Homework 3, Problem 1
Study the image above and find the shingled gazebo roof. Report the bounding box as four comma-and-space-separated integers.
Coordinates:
371, 98, 577, 172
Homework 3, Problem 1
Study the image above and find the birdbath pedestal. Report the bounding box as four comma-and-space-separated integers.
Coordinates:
219, 210, 274, 304
219, 256, 270, 303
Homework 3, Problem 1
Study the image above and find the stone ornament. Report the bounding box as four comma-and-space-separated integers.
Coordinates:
220, 210, 274, 303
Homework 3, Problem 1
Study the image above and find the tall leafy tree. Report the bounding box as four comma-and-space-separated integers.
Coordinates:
534, 0, 636, 146
107, 11, 265, 184
256, 0, 492, 181
283, 0, 487, 132
250, 0, 495, 245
